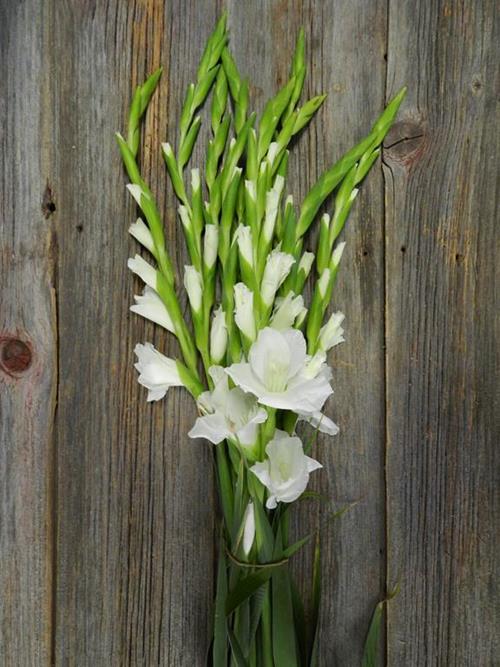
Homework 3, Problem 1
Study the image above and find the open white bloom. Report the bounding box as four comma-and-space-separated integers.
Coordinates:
183, 265, 203, 313
188, 367, 267, 448
128, 218, 155, 254
319, 311, 345, 352
226, 327, 333, 413
128, 254, 157, 290
260, 250, 295, 307
210, 306, 227, 364
270, 292, 304, 330
134, 342, 184, 402
242, 501, 256, 555
131, 286, 174, 332
204, 224, 219, 269
234, 283, 256, 342
250, 430, 322, 509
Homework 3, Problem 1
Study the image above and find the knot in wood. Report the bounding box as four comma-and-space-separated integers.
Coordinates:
383, 119, 426, 166
0, 337, 33, 375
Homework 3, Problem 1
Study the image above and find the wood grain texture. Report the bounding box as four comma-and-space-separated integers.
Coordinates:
0, 2, 56, 665
0, 0, 498, 665
50, 1, 218, 664
384, 0, 500, 664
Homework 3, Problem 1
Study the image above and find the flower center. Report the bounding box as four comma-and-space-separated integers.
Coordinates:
263, 358, 289, 392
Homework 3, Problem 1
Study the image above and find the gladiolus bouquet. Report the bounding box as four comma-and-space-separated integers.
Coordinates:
117, 14, 405, 666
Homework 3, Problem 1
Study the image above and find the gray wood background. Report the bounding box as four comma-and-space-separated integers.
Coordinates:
1, 1, 498, 665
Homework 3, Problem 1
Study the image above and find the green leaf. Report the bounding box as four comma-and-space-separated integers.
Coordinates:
271, 548, 299, 666
225, 568, 277, 616
228, 626, 250, 667
213, 536, 228, 666
362, 585, 400, 667
309, 535, 321, 666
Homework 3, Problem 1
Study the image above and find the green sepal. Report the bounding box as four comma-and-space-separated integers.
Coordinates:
179, 115, 201, 170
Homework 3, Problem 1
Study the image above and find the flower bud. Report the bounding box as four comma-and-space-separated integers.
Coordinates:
331, 241, 346, 269
319, 311, 345, 352
261, 250, 295, 307
183, 265, 203, 313
262, 175, 285, 242
298, 251, 315, 279
128, 254, 157, 290
270, 292, 304, 330
128, 218, 155, 254
131, 286, 174, 333
242, 502, 256, 555
234, 283, 256, 342
235, 225, 254, 267
203, 224, 219, 269
210, 306, 228, 364
317, 268, 331, 299
134, 342, 184, 402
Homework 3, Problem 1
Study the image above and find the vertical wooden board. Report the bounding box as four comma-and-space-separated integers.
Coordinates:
51, 1, 218, 664
0, 2, 56, 664
226, 1, 388, 664
384, 1, 499, 664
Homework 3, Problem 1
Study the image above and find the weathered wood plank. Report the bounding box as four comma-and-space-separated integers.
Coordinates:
227, 1, 388, 664
384, 0, 499, 664
0, 2, 56, 664
51, 1, 218, 663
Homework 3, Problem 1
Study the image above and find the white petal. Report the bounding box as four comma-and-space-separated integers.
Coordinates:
270, 292, 304, 330
210, 306, 227, 364
128, 219, 155, 254
281, 329, 307, 380
250, 460, 271, 488
204, 224, 219, 269
133, 342, 183, 401
225, 363, 266, 398
260, 250, 295, 306
188, 413, 231, 444
130, 286, 174, 332
128, 255, 157, 290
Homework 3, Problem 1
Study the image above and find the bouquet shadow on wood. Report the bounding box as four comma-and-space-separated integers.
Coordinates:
117, 13, 404, 667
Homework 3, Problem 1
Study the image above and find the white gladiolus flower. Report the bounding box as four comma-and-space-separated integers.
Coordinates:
188, 366, 267, 448
128, 254, 157, 290
234, 283, 256, 342
319, 312, 345, 352
184, 265, 203, 313
298, 251, 315, 279
226, 327, 333, 413
318, 268, 331, 298
250, 430, 322, 509
242, 502, 256, 555
260, 250, 295, 307
134, 342, 184, 402
204, 224, 219, 269
262, 176, 285, 242
130, 286, 174, 333
270, 292, 305, 330
128, 219, 155, 254
210, 306, 227, 364
331, 241, 346, 269
235, 225, 254, 266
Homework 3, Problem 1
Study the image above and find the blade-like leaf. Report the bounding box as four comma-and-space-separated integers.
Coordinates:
225, 568, 278, 616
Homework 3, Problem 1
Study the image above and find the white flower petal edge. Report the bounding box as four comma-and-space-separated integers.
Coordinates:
250, 430, 322, 509
128, 254, 157, 290
188, 366, 267, 449
297, 410, 339, 436
134, 342, 184, 402
128, 218, 155, 254
130, 286, 175, 333
226, 327, 333, 415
